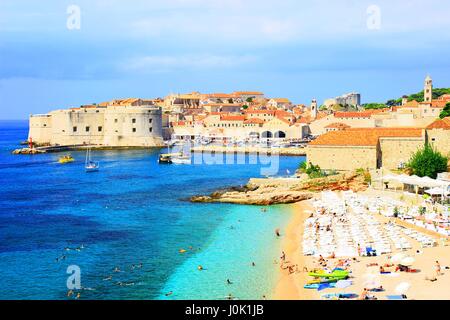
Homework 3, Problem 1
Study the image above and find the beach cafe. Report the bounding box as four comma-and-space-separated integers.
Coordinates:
378, 174, 450, 202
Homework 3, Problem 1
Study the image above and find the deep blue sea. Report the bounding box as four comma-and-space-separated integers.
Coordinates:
0, 120, 304, 300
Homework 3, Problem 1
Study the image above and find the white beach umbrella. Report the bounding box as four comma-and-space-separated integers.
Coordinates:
395, 282, 411, 295
390, 253, 407, 264
400, 257, 415, 266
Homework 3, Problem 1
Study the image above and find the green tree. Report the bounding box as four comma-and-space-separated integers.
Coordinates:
439, 103, 450, 119
407, 144, 448, 178
246, 97, 253, 103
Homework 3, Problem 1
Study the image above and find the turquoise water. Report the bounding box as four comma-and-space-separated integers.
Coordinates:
0, 120, 303, 300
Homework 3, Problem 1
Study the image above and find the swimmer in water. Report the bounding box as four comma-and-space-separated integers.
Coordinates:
165, 291, 173, 297
113, 267, 121, 273
252, 262, 256, 267
227, 279, 232, 285
67, 290, 74, 297
198, 265, 203, 271
103, 276, 112, 281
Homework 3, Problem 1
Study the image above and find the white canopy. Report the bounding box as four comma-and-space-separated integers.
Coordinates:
425, 187, 450, 196
380, 174, 450, 188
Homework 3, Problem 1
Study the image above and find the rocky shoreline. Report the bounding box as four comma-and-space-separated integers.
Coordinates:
190, 171, 369, 205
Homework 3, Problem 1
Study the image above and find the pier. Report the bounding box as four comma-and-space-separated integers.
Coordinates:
190, 145, 307, 156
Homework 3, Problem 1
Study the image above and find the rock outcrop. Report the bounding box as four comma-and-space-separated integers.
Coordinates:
190, 170, 369, 206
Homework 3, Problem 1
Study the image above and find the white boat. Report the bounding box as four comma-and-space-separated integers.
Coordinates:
171, 154, 191, 165
85, 148, 99, 172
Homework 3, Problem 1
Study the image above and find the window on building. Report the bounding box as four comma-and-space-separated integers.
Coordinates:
132, 128, 136, 133
149, 127, 153, 133
73, 126, 77, 132
132, 118, 136, 123
432, 138, 436, 142
149, 118, 153, 123
86, 126, 90, 132
98, 126, 102, 132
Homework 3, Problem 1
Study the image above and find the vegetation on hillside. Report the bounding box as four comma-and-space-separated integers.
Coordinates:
362, 88, 450, 110
362, 103, 388, 110
406, 144, 448, 179
439, 103, 450, 119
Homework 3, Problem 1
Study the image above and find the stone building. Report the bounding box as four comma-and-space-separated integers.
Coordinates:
306, 119, 450, 171
306, 128, 425, 171
28, 102, 164, 147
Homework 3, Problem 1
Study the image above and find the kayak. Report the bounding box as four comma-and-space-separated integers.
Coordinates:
308, 269, 349, 279
304, 282, 337, 289
306, 276, 347, 285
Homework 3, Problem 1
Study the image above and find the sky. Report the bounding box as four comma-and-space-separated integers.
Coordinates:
1, 0, 450, 119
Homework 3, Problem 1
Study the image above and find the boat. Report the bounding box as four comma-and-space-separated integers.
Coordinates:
58, 155, 74, 164
85, 148, 99, 172
171, 154, 191, 165
158, 153, 173, 164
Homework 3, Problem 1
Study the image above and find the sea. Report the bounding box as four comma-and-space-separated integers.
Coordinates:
0, 120, 305, 300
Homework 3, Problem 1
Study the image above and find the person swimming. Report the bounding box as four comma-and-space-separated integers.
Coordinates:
198, 265, 203, 271
226, 279, 232, 285
165, 291, 173, 297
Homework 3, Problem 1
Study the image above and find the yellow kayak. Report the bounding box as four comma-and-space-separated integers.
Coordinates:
58, 155, 75, 164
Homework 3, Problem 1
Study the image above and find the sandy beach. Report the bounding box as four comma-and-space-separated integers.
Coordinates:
273, 194, 450, 300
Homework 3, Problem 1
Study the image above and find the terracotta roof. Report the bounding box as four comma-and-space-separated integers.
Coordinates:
244, 110, 276, 115
334, 111, 373, 118
431, 100, 448, 108
438, 94, 450, 102
426, 117, 450, 130
309, 128, 423, 147
244, 118, 265, 124
325, 122, 351, 129
274, 110, 292, 117
220, 115, 246, 121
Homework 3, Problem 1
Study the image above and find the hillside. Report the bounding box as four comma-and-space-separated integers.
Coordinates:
363, 88, 450, 110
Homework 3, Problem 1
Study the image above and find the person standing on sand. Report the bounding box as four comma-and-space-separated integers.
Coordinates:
435, 261, 441, 276
281, 251, 286, 261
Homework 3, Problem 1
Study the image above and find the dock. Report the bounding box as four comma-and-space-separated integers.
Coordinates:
190, 145, 307, 156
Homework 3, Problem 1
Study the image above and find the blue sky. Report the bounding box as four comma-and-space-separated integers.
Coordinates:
1, 0, 450, 119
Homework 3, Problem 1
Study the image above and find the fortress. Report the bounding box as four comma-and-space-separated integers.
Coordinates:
28, 99, 164, 147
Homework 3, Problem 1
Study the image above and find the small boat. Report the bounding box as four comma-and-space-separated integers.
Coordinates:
85, 148, 99, 172
158, 154, 173, 164
171, 154, 191, 165
58, 155, 75, 164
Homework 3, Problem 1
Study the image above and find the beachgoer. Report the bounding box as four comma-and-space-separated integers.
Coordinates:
435, 261, 441, 276
281, 251, 286, 261
165, 291, 173, 297
360, 288, 369, 300
252, 262, 256, 267
227, 279, 232, 285
198, 265, 203, 271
